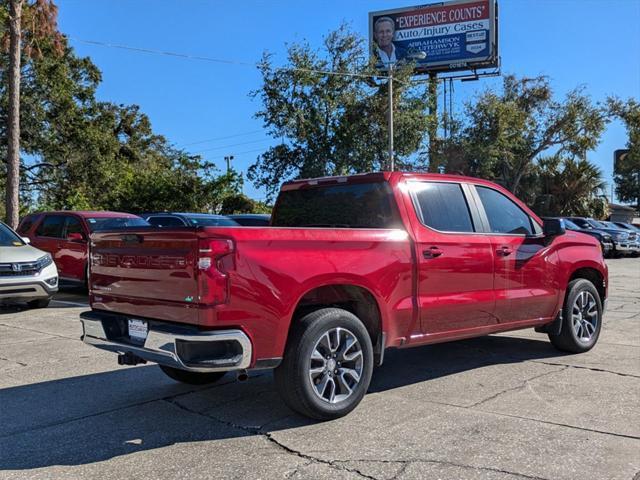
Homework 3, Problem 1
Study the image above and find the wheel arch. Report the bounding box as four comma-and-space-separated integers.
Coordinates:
288, 283, 386, 365
568, 267, 606, 305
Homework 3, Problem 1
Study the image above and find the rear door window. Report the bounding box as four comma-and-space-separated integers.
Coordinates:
35, 215, 65, 238
65, 217, 84, 237
410, 182, 475, 233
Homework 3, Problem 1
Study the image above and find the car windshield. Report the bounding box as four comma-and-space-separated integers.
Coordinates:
87, 217, 150, 232
562, 219, 581, 230
186, 216, 239, 227
0, 223, 25, 247
586, 219, 607, 229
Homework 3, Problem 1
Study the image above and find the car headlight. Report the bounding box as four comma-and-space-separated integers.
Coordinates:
37, 254, 54, 269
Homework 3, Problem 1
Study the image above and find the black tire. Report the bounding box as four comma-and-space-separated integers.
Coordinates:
159, 365, 226, 385
27, 298, 51, 309
548, 279, 602, 353
274, 308, 374, 420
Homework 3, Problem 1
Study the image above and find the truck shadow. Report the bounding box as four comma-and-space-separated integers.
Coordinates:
0, 334, 569, 470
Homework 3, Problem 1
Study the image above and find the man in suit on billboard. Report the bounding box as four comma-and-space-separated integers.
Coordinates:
373, 16, 407, 67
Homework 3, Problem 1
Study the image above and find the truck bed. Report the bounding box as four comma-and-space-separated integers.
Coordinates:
89, 226, 414, 360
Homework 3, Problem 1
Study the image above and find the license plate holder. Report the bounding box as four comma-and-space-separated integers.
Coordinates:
128, 318, 148, 343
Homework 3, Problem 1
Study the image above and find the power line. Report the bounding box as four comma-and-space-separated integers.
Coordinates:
181, 130, 264, 147
193, 138, 272, 154
71, 37, 389, 80
205, 147, 271, 161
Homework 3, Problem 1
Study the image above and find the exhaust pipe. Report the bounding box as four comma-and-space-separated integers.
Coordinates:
236, 369, 249, 382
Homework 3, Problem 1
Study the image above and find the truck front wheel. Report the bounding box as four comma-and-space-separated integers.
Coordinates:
548, 279, 602, 353
274, 308, 374, 420
159, 365, 226, 385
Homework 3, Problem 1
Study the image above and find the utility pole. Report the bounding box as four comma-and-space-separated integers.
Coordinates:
427, 72, 438, 173
224, 155, 234, 175
387, 66, 394, 172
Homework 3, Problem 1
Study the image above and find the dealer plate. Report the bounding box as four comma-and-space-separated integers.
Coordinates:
128, 318, 148, 342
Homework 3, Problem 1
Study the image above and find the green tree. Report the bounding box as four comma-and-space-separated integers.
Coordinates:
608, 97, 640, 209
452, 75, 608, 195
528, 155, 609, 218
248, 25, 431, 199
1, 29, 242, 215
219, 192, 271, 214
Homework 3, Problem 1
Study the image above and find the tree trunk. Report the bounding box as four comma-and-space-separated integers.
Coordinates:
5, 0, 23, 228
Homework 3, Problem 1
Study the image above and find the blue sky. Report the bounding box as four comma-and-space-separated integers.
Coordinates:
56, 0, 640, 203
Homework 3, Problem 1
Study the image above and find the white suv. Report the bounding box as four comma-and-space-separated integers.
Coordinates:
0, 221, 58, 308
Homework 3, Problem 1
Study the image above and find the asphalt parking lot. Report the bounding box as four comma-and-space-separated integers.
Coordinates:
1, 259, 639, 480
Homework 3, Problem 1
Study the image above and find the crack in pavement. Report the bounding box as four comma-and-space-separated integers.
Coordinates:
0, 374, 253, 440
334, 458, 551, 480
531, 360, 640, 379
0, 322, 78, 342
467, 367, 567, 409
0, 355, 28, 367
384, 391, 640, 442
472, 410, 640, 441
164, 397, 379, 480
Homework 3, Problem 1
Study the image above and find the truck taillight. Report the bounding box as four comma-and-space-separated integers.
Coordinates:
198, 238, 234, 305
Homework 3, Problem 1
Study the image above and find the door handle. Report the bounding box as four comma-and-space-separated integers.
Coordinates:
423, 246, 443, 259
496, 246, 513, 256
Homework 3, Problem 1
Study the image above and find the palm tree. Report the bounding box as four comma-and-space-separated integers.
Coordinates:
535, 155, 608, 218
2, 0, 63, 227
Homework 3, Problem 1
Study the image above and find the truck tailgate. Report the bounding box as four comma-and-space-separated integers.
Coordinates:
89, 229, 201, 324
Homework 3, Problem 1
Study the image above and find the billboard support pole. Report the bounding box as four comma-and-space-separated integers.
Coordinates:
388, 67, 394, 171
428, 72, 438, 172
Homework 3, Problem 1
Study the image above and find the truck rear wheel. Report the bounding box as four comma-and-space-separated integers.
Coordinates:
159, 365, 226, 385
274, 308, 374, 420
548, 279, 602, 353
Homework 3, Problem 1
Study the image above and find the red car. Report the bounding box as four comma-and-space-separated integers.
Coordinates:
80, 173, 608, 419
18, 211, 147, 287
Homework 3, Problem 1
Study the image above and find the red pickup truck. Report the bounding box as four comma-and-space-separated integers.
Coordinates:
80, 172, 608, 419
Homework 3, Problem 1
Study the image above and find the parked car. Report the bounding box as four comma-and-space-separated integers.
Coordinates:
226, 214, 271, 226
612, 222, 640, 233
566, 217, 637, 257
81, 172, 607, 420
141, 212, 239, 228
0, 221, 58, 308
18, 211, 148, 287
602, 221, 640, 256
558, 218, 614, 257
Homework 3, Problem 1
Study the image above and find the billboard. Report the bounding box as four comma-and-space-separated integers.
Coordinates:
369, 0, 498, 73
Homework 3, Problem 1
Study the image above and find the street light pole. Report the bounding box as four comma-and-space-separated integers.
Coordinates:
388, 65, 394, 172
224, 155, 234, 174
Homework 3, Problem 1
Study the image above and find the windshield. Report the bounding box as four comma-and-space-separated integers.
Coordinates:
562, 219, 580, 230
602, 221, 621, 229
0, 222, 25, 247
186, 216, 239, 227
87, 217, 150, 232
587, 219, 607, 229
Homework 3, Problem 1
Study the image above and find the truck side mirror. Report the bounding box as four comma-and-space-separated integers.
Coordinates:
543, 218, 566, 237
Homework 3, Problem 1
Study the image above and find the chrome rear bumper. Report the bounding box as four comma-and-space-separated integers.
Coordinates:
80, 310, 252, 373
